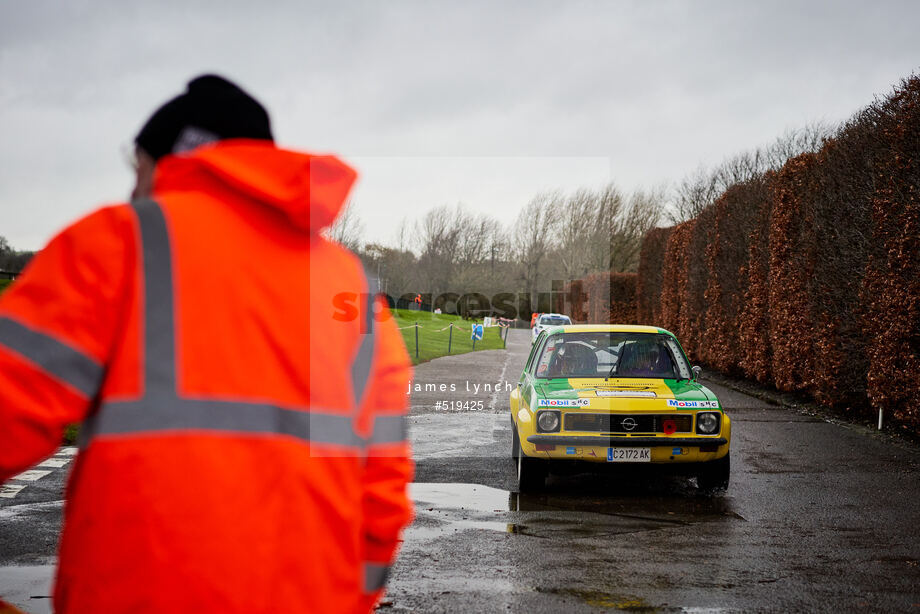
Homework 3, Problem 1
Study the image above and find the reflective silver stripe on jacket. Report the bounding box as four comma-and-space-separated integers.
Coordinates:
88, 399, 361, 447
369, 415, 408, 446
81, 198, 405, 451
0, 316, 104, 398
351, 270, 377, 407
363, 562, 391, 593
133, 198, 177, 398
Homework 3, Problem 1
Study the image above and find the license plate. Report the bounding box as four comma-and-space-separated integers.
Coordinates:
607, 448, 651, 462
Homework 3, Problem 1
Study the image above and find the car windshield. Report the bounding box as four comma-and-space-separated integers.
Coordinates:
539, 315, 571, 326
533, 332, 692, 380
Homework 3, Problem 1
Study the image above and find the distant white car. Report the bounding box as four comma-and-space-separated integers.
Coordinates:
532, 313, 572, 342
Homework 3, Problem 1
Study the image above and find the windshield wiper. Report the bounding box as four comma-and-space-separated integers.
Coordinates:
606, 362, 618, 380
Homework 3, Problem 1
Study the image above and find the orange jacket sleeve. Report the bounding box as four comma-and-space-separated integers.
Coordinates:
0, 206, 132, 481
358, 296, 414, 611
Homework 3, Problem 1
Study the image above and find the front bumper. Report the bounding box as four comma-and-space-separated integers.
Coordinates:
527, 435, 727, 447
515, 409, 731, 463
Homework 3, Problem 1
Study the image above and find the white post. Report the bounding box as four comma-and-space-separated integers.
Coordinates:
878, 408, 883, 430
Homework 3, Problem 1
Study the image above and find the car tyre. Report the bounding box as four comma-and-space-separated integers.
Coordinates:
517, 442, 547, 493
696, 453, 730, 492
511, 419, 520, 460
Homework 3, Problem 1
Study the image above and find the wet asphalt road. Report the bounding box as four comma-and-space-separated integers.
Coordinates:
2, 328, 920, 612
397, 328, 920, 613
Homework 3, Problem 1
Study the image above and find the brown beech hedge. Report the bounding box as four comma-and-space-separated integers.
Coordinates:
637, 75, 920, 431
566, 272, 637, 325
637, 226, 673, 325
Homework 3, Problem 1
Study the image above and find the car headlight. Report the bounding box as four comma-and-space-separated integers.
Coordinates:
696, 412, 720, 434
536, 410, 561, 433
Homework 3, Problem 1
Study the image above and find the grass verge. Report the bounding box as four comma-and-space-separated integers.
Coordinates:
390, 308, 506, 365
64, 424, 79, 445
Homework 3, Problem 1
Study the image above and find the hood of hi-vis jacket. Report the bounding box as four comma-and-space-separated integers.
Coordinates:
0, 140, 413, 614
153, 139, 357, 233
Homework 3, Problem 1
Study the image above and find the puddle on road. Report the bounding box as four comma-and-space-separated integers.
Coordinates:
0, 565, 54, 614
538, 587, 659, 611
407, 482, 743, 542
408, 483, 513, 540
411, 483, 510, 514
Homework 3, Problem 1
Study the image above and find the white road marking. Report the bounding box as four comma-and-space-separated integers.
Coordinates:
488, 347, 513, 411
12, 470, 52, 482
37, 458, 70, 468
1, 447, 74, 500
0, 484, 26, 498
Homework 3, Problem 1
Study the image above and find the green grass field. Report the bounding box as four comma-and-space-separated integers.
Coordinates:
390, 308, 507, 365
0, 279, 11, 294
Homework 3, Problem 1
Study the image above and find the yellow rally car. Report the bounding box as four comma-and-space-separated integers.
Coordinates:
510, 324, 731, 492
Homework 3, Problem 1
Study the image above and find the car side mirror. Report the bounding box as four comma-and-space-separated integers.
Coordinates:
692, 365, 702, 381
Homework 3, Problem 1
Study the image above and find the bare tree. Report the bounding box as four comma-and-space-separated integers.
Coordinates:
363, 242, 418, 299
765, 122, 833, 168
0, 235, 35, 273
415, 204, 464, 296
324, 200, 365, 253
455, 211, 495, 269
666, 122, 833, 224
715, 149, 766, 189
608, 188, 662, 272
668, 167, 722, 223
555, 188, 600, 281
393, 217, 412, 253
512, 192, 561, 295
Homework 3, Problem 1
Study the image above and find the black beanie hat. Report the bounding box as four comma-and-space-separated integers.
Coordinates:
135, 74, 274, 160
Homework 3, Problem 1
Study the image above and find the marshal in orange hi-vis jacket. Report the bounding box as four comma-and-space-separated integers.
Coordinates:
0, 137, 413, 612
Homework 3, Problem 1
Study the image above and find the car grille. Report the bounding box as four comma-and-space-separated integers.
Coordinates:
563, 413, 693, 434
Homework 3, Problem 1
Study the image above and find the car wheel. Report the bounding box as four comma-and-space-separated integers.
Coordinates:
517, 442, 547, 493
696, 453, 730, 492
511, 419, 520, 460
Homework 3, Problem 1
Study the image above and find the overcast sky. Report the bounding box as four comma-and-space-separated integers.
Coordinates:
1, 0, 918, 251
